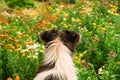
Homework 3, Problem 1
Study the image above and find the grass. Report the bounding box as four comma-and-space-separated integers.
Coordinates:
0, 0, 120, 80
0, 0, 9, 11
34, 0, 43, 8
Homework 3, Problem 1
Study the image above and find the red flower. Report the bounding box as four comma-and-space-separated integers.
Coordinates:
109, 51, 116, 56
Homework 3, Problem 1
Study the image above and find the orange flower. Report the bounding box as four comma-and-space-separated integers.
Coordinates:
4, 30, 10, 33
15, 76, 20, 80
7, 77, 12, 80
0, 17, 8, 24
49, 15, 56, 21
8, 37, 14, 41
14, 39, 19, 43
0, 34, 3, 37
45, 14, 56, 21
92, 38, 100, 43
7, 44, 15, 50
3, 34, 8, 39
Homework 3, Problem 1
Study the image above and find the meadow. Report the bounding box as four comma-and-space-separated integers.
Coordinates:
0, 0, 120, 80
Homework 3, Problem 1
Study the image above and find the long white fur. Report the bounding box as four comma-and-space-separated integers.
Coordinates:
34, 38, 78, 80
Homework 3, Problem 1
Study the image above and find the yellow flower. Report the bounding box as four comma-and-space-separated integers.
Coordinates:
17, 35, 22, 38
64, 12, 69, 18
98, 25, 106, 31
15, 49, 19, 52
20, 51, 25, 56
79, 54, 83, 58
111, 6, 117, 13
7, 44, 15, 50
48, 6, 53, 11
16, 56, 20, 59
100, 27, 106, 31
24, 41, 29, 45
92, 23, 96, 28
81, 59, 86, 63
61, 22, 68, 28
9, 49, 13, 52
16, 43, 22, 48
29, 41, 34, 45
118, 62, 120, 65
11, 45, 15, 50
89, 31, 93, 35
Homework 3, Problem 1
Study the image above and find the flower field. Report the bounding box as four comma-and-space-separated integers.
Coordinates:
0, 0, 120, 80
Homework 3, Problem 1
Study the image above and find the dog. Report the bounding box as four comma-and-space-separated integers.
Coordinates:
34, 29, 81, 80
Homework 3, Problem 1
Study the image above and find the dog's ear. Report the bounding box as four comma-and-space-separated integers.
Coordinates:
72, 31, 80, 43
39, 31, 48, 42
64, 30, 80, 43
39, 29, 58, 43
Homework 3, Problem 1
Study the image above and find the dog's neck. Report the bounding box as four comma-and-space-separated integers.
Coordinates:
43, 38, 77, 80
44, 38, 73, 64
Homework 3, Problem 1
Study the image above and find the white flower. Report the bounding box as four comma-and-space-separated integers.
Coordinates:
0, 25, 2, 29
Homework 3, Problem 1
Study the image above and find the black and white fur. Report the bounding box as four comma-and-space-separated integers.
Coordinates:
34, 29, 80, 80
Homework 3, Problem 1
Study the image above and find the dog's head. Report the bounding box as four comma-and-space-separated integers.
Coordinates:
39, 29, 81, 52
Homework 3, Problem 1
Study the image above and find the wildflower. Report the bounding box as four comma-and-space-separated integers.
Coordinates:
80, 59, 90, 68
68, 4, 75, 9
61, 22, 68, 28
20, 51, 25, 56
3, 34, 8, 39
16, 56, 20, 59
92, 38, 100, 42
86, 38, 89, 41
64, 12, 69, 18
15, 76, 20, 80
48, 6, 53, 11
108, 51, 116, 56
14, 39, 19, 43
46, 14, 56, 21
17, 35, 22, 38
107, 5, 118, 15
74, 54, 80, 63
29, 41, 34, 45
98, 67, 103, 75
89, 31, 93, 35
118, 62, 120, 65
9, 49, 13, 52
8, 37, 14, 41
1, 42, 5, 48
17, 32, 23, 38
7, 77, 12, 80
0, 17, 8, 24
0, 34, 3, 38
15, 48, 19, 52
4, 30, 10, 33
79, 54, 83, 59
92, 23, 96, 28
98, 25, 106, 31
16, 43, 22, 48
7, 44, 15, 50
111, 6, 117, 13
100, 27, 106, 31
24, 41, 29, 45
0, 26, 2, 29
27, 54, 38, 59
